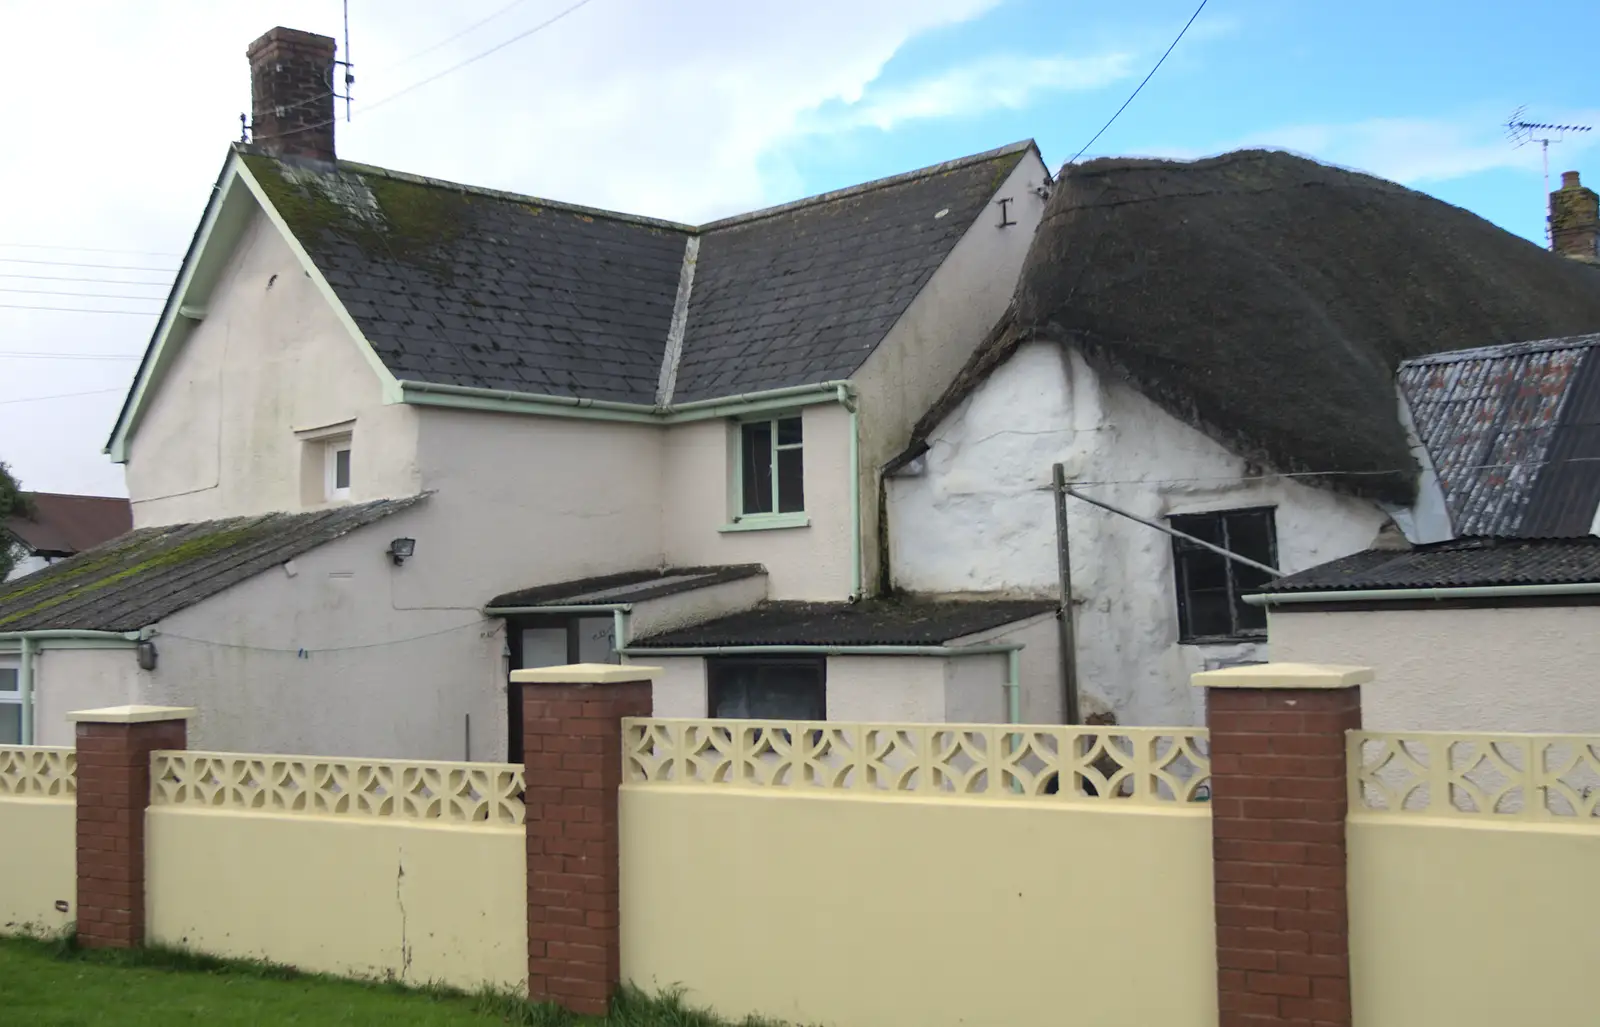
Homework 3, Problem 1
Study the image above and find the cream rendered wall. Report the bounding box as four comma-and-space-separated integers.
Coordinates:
889, 341, 1389, 726
661, 405, 852, 599
125, 207, 419, 528
853, 151, 1052, 593
942, 652, 1008, 723
621, 788, 1217, 1027
0, 797, 74, 936
646, 656, 707, 717
1270, 605, 1600, 732
30, 648, 144, 747
825, 656, 947, 721
948, 612, 1060, 723
144, 504, 507, 761
1349, 816, 1600, 1026
407, 408, 665, 610
147, 807, 525, 993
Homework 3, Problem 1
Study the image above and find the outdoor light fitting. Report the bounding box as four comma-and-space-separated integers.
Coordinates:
388, 538, 416, 566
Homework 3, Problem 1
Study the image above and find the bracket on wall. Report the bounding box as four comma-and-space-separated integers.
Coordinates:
997, 197, 1016, 227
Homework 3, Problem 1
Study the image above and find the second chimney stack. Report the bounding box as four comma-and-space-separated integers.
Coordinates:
1550, 170, 1599, 264
247, 27, 337, 162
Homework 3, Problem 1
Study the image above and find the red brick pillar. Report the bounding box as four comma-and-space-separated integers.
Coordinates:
1193, 663, 1370, 1027
67, 705, 195, 949
510, 664, 657, 1016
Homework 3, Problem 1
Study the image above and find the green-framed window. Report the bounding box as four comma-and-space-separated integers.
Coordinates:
738, 414, 804, 517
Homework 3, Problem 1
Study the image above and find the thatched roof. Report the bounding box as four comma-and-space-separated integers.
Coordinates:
902, 149, 1600, 504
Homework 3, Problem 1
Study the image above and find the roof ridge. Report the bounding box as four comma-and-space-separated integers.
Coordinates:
236, 139, 1039, 235
697, 140, 1038, 231
1402, 332, 1600, 368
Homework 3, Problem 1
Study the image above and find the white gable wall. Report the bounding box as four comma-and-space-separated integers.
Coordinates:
887, 340, 1389, 726
125, 207, 420, 528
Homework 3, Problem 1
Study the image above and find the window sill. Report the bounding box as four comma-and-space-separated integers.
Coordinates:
719, 512, 811, 534
1178, 634, 1267, 647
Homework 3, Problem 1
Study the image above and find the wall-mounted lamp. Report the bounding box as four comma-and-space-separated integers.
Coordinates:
388, 537, 417, 566
136, 641, 158, 672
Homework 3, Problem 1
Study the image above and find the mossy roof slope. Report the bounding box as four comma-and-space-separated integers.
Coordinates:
0, 497, 420, 632
238, 141, 1032, 405
907, 149, 1600, 505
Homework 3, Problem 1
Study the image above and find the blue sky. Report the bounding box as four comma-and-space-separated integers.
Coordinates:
2, 0, 1596, 495
785, 0, 1599, 246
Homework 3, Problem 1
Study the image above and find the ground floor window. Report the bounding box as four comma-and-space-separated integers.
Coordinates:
707, 656, 825, 720
0, 662, 19, 744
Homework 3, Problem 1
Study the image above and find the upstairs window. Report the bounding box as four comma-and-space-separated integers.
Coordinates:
737, 415, 804, 519
1170, 507, 1277, 643
324, 439, 352, 502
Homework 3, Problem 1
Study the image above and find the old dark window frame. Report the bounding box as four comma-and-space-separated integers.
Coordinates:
707, 655, 827, 721
1169, 506, 1278, 644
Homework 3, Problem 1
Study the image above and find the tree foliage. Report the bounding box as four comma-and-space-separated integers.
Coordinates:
0, 461, 27, 581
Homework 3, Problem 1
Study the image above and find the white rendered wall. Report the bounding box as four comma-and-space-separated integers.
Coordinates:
888, 341, 1390, 726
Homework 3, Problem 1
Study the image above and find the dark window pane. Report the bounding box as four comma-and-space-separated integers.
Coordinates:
1178, 554, 1234, 638
776, 416, 802, 447
777, 448, 804, 513
1172, 513, 1224, 548
0, 703, 18, 745
740, 422, 772, 514
1226, 510, 1276, 566
710, 660, 825, 720
1172, 508, 1278, 641
334, 448, 352, 490
0, 668, 16, 692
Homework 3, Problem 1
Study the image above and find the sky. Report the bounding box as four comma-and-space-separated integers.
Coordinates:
1, 0, 1596, 498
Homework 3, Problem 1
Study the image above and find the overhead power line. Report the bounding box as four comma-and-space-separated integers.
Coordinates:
0, 303, 158, 316
0, 258, 178, 272
0, 350, 141, 361
386, 0, 539, 69
0, 288, 166, 302
0, 273, 171, 286
0, 387, 126, 407
0, 242, 182, 258
1066, 0, 1209, 166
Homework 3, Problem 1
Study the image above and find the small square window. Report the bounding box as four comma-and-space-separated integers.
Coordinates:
324, 440, 352, 502
737, 415, 803, 518
1170, 507, 1277, 643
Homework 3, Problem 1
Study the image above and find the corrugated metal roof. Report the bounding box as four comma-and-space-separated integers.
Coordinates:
1400, 333, 1600, 536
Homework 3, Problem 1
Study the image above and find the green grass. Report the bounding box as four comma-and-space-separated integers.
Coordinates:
0, 934, 789, 1027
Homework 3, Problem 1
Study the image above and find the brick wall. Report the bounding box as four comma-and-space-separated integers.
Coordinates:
1206, 684, 1360, 1027
246, 27, 337, 160
521, 678, 652, 1016
74, 717, 188, 949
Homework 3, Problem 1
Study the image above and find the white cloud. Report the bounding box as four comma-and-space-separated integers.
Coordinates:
817, 51, 1136, 132
0, 0, 1011, 495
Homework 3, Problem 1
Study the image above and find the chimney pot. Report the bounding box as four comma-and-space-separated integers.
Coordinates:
246, 27, 337, 162
1563, 170, 1582, 189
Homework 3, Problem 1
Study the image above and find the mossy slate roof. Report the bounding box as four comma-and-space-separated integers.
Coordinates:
629, 598, 1059, 647
0, 497, 421, 633
239, 142, 1031, 405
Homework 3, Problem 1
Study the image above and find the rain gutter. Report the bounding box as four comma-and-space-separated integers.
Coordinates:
1246, 582, 1600, 606
399, 380, 851, 425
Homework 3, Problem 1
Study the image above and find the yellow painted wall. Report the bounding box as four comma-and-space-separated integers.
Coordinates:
620, 788, 1218, 1027
0, 799, 74, 937
1350, 815, 1600, 1025
147, 808, 525, 993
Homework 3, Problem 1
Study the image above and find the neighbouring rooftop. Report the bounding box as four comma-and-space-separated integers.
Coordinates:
1256, 536, 1600, 595
4, 492, 132, 558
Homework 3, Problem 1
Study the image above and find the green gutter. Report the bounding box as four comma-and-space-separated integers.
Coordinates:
400, 380, 851, 425
484, 604, 633, 616
1245, 582, 1600, 606
619, 643, 1023, 658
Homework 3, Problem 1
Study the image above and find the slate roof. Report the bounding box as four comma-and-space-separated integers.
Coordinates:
4, 493, 131, 557
238, 141, 1033, 407
1256, 536, 1600, 595
897, 150, 1600, 503
0, 497, 420, 632
628, 598, 1058, 648
1401, 334, 1600, 537
487, 565, 765, 610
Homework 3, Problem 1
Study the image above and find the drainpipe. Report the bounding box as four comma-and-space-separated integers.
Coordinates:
18, 637, 35, 745
837, 385, 863, 599
612, 608, 631, 664
1005, 647, 1023, 793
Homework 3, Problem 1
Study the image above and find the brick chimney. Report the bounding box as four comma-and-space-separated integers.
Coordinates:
1550, 170, 1599, 264
247, 27, 337, 161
